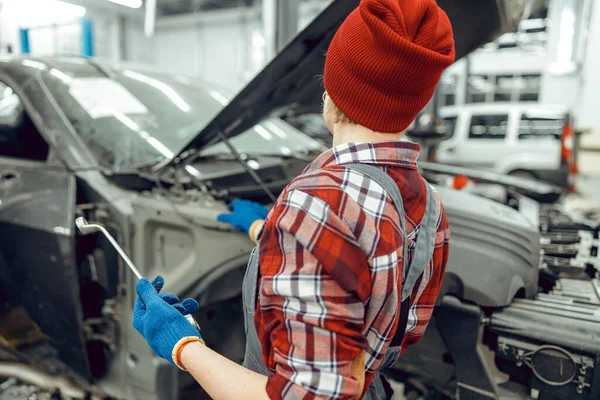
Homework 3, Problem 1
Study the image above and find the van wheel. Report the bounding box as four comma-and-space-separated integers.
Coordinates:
508, 170, 537, 181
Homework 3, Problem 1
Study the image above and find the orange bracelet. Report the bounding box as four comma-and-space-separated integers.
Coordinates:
172, 336, 205, 371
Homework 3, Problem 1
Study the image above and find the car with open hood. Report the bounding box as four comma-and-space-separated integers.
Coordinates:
1, 1, 599, 400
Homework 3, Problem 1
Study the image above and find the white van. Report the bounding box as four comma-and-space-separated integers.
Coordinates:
436, 103, 576, 188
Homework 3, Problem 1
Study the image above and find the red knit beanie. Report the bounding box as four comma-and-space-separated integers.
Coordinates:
324, 0, 456, 133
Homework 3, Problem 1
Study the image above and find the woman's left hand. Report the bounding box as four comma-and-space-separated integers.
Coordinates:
217, 199, 268, 234
133, 276, 202, 366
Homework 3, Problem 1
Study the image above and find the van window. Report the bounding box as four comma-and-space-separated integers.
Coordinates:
443, 117, 457, 138
469, 114, 508, 140
518, 115, 564, 140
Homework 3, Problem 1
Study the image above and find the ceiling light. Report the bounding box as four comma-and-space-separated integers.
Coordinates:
4, 0, 86, 26
108, 0, 143, 9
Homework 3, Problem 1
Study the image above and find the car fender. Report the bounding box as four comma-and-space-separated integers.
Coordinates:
129, 193, 254, 303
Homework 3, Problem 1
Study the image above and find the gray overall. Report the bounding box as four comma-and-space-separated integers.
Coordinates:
242, 164, 438, 399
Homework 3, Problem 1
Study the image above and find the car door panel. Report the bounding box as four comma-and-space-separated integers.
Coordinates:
0, 158, 89, 377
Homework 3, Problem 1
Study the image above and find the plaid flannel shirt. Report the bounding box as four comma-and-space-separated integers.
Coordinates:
256, 142, 451, 399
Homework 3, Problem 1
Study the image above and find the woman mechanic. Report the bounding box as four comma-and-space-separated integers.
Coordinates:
132, 0, 453, 398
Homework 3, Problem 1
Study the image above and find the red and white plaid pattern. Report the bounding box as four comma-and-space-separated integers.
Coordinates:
256, 142, 451, 399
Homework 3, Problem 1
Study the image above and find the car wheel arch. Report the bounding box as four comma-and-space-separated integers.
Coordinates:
508, 169, 538, 181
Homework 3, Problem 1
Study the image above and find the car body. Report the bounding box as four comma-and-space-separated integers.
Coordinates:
0, 56, 323, 399
2, 1, 599, 400
436, 103, 574, 187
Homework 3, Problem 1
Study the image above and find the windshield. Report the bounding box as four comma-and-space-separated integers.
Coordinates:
40, 69, 323, 171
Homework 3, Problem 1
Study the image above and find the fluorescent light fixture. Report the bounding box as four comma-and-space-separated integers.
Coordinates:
4, 0, 86, 26
108, 0, 143, 9
144, 0, 157, 38
549, 0, 579, 76
123, 70, 191, 113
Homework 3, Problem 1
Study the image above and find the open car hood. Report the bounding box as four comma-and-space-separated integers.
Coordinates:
155, 0, 526, 170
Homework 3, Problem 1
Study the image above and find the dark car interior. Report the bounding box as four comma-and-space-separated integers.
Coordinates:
0, 113, 49, 162
0, 92, 49, 162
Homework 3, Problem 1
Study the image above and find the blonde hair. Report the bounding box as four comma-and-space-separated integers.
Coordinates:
323, 92, 356, 125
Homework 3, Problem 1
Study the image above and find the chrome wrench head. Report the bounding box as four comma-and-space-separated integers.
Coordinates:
75, 217, 101, 235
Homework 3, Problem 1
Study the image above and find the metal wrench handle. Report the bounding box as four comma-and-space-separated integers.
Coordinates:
75, 217, 201, 332
76, 218, 143, 280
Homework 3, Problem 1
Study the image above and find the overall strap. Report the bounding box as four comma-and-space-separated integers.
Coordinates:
343, 163, 437, 347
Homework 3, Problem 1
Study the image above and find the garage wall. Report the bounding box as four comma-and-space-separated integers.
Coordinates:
125, 19, 154, 64
152, 8, 262, 92
0, 0, 141, 63
444, 0, 600, 151
0, 0, 327, 93
538, 0, 582, 119
577, 0, 600, 148
150, 2, 329, 93
0, 3, 17, 54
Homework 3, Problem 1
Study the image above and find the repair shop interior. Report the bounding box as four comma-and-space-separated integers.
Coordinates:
0, 0, 599, 399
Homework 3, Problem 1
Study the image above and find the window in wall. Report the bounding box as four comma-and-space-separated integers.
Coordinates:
467, 73, 542, 104
518, 18, 548, 50
518, 74, 541, 101
467, 75, 492, 103
495, 75, 516, 102
441, 74, 457, 106
518, 114, 565, 140
497, 33, 518, 49
469, 114, 509, 140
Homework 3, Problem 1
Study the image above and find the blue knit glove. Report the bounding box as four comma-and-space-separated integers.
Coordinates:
217, 199, 268, 234
133, 276, 201, 365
